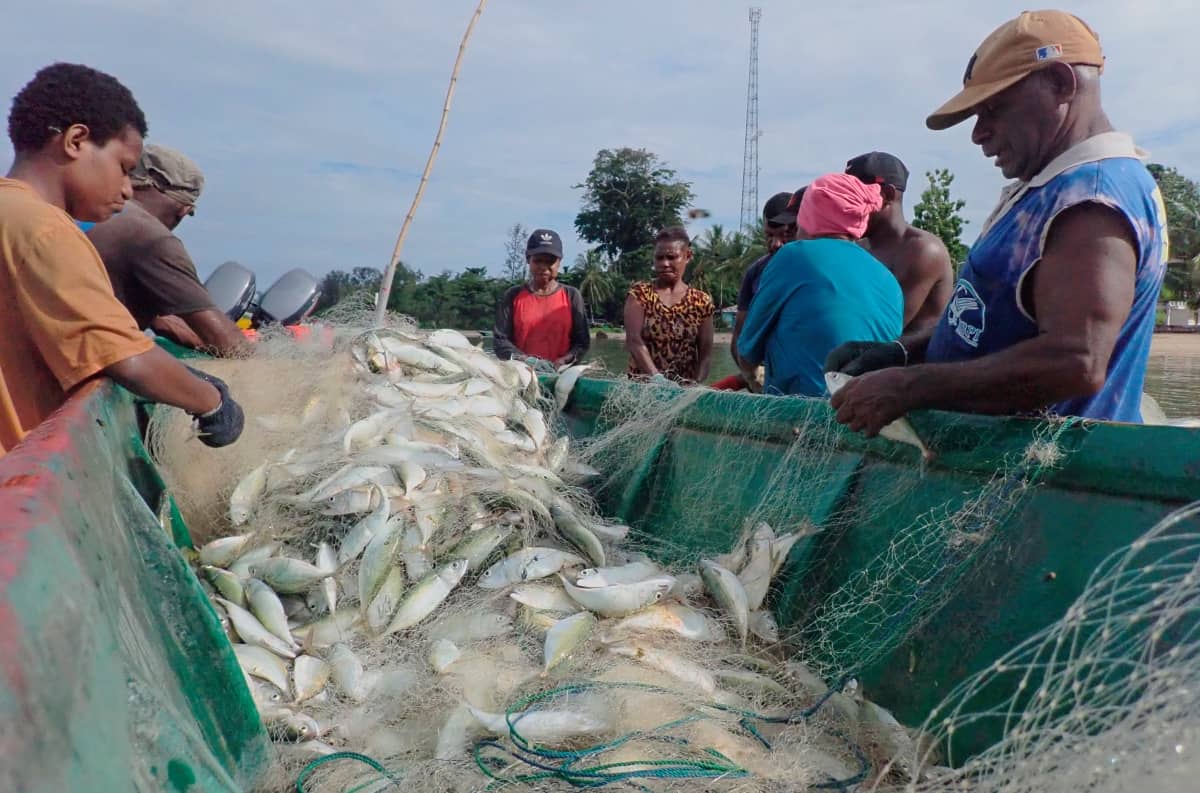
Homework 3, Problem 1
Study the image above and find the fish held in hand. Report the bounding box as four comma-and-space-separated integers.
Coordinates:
824, 371, 935, 462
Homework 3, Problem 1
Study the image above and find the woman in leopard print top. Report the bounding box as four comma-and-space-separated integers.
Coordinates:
624, 226, 715, 383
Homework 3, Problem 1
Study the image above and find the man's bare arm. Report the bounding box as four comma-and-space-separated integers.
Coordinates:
832, 203, 1137, 434
901, 237, 956, 332
180, 308, 252, 357
104, 346, 221, 415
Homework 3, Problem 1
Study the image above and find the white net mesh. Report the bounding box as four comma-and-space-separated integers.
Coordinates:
149, 320, 922, 792
895, 499, 1200, 793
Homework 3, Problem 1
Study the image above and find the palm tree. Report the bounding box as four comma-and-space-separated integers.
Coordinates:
575, 250, 615, 324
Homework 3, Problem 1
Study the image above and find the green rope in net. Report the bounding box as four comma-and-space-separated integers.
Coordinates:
295, 751, 402, 793
471, 680, 870, 790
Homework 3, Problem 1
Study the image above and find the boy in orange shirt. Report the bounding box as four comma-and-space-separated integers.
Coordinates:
0, 63, 244, 455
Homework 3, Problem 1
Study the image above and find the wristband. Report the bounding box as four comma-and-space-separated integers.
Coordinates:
199, 399, 224, 419
894, 339, 909, 366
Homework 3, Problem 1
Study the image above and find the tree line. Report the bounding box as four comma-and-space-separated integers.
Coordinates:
315, 147, 1200, 327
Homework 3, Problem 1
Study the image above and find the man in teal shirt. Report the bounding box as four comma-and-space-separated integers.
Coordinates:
738, 173, 903, 396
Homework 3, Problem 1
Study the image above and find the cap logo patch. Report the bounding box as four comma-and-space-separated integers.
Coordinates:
1035, 44, 1063, 61
539, 233, 553, 242
962, 53, 978, 84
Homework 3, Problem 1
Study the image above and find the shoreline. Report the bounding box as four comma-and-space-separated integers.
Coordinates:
588, 330, 1200, 351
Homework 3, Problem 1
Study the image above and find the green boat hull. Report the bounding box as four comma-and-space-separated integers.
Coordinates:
0, 371, 1196, 788
559, 377, 1200, 758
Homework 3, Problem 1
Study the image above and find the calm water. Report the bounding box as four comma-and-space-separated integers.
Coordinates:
583, 337, 1200, 419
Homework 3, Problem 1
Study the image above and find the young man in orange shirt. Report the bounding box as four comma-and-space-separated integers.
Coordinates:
0, 63, 244, 456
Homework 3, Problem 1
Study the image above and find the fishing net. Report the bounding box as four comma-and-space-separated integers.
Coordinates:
149, 319, 922, 793
894, 499, 1200, 793
572, 378, 1080, 681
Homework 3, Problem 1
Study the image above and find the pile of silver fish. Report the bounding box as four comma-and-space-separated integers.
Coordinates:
185, 327, 920, 788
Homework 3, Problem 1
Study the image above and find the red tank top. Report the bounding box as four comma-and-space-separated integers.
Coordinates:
513, 286, 572, 360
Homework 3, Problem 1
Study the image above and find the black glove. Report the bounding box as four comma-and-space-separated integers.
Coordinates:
186, 367, 245, 448
824, 340, 908, 377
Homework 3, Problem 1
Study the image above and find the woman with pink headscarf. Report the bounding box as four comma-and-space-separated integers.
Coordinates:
736, 173, 904, 396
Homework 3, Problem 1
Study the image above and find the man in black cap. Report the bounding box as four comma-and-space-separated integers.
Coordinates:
722, 189, 804, 390
846, 152, 953, 331
493, 228, 590, 369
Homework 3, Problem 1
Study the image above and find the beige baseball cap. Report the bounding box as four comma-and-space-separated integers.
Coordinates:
131, 143, 204, 211
926, 10, 1104, 131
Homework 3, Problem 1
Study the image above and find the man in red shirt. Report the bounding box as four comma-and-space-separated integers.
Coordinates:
493, 228, 590, 368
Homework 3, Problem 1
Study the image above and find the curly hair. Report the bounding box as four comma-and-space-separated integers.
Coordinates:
8, 63, 147, 153
654, 225, 692, 248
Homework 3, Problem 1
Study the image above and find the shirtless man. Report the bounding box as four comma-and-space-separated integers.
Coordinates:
846, 152, 954, 331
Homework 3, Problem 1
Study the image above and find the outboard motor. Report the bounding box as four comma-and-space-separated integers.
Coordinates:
203, 261, 257, 322
254, 268, 322, 328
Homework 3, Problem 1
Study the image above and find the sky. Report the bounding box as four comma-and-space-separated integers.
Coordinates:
2, 1, 1197, 288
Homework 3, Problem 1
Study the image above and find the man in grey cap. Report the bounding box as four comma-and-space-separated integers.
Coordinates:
88, 143, 248, 356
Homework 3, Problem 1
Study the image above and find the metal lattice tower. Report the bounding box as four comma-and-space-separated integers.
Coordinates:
739, 7, 762, 232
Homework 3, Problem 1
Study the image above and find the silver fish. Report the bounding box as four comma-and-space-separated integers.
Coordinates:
359, 515, 405, 611
561, 575, 675, 619
229, 542, 280, 579
364, 565, 406, 634
327, 643, 368, 702
543, 612, 596, 674
554, 363, 593, 411
315, 542, 338, 618
478, 548, 585, 590
199, 535, 250, 568
384, 559, 469, 634
510, 583, 579, 613
748, 609, 780, 644
428, 639, 461, 674
824, 371, 935, 461
263, 707, 320, 743
447, 524, 513, 573
216, 598, 296, 659
230, 463, 267, 526
467, 705, 609, 744
292, 655, 331, 703
550, 503, 606, 567
607, 642, 717, 694
737, 523, 775, 612
699, 560, 750, 648
203, 565, 247, 608
338, 484, 389, 565
602, 603, 718, 643
293, 610, 360, 650
244, 577, 297, 648
323, 485, 382, 516
575, 561, 660, 589
428, 611, 514, 644
250, 557, 329, 595
233, 643, 291, 693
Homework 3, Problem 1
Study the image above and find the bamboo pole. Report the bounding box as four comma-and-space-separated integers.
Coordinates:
374, 0, 489, 325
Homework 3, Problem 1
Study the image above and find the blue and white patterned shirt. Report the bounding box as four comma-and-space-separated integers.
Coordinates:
926, 133, 1168, 423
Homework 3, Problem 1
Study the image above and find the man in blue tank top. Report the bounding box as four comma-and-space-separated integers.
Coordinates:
826, 10, 1168, 432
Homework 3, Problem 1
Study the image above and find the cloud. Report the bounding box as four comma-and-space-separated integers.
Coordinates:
1, 0, 1196, 285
